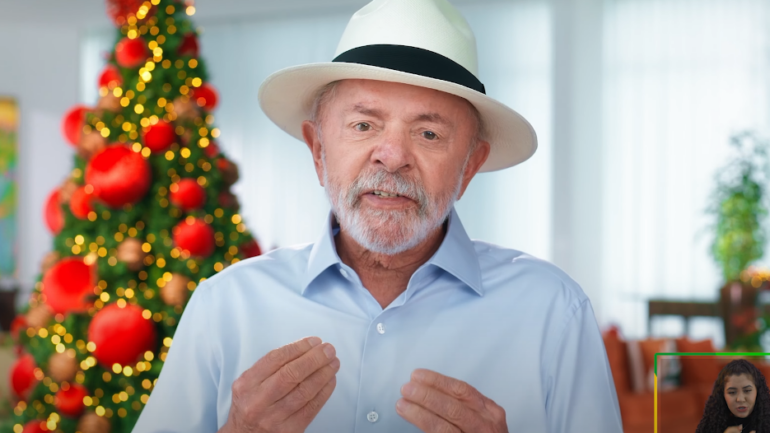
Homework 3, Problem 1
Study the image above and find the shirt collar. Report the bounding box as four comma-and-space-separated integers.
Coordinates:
301, 207, 483, 296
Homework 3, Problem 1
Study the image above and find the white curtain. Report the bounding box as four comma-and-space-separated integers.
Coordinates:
601, 0, 770, 344
80, 1, 554, 257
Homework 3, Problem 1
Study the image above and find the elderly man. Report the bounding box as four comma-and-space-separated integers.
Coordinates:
134, 0, 623, 432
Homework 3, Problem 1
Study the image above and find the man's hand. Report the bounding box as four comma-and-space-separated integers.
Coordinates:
219, 336, 340, 433
396, 368, 508, 433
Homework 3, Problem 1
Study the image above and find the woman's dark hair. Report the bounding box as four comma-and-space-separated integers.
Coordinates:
695, 359, 770, 433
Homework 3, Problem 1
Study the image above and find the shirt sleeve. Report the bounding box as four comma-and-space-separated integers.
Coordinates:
544, 299, 624, 433
132, 281, 220, 433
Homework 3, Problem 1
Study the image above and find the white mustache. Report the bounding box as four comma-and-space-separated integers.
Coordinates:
345, 169, 429, 215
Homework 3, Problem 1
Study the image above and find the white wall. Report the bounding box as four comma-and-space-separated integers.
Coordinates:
0, 23, 82, 307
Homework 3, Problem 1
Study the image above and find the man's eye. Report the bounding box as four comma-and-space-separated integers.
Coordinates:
355, 122, 371, 131
422, 131, 437, 140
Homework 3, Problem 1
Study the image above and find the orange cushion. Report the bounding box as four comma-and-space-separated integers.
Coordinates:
692, 383, 714, 416
638, 338, 667, 378
603, 331, 631, 394
618, 388, 698, 427
757, 363, 770, 389
675, 338, 720, 386
634, 338, 681, 391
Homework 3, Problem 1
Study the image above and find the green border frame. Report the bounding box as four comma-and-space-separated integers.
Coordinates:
653, 352, 770, 433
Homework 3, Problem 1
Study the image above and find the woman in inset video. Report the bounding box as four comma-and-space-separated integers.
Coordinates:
695, 359, 770, 433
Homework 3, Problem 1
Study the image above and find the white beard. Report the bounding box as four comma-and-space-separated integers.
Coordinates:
322, 148, 465, 256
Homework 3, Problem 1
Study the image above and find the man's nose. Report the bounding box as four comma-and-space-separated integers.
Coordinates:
370, 125, 413, 172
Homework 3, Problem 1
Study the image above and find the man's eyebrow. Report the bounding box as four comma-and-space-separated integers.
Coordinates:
348, 104, 385, 118
410, 112, 453, 127
346, 106, 453, 127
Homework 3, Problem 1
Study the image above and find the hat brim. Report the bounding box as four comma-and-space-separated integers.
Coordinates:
258, 62, 537, 173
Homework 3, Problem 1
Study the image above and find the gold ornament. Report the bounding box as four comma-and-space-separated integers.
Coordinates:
77, 411, 111, 433
58, 178, 79, 204
180, 129, 193, 147
26, 304, 53, 329
218, 190, 240, 210
117, 238, 147, 272
160, 273, 190, 307
96, 93, 121, 113
220, 159, 239, 186
40, 251, 60, 275
78, 131, 107, 161
171, 96, 199, 120
48, 351, 78, 383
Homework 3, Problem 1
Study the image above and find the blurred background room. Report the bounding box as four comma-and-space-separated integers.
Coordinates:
1, 0, 770, 431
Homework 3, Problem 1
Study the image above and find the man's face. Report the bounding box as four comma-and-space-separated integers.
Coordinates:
303, 79, 489, 255
724, 373, 757, 418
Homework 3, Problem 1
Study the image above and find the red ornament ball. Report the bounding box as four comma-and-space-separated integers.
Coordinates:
170, 179, 207, 211
86, 145, 151, 208
204, 142, 220, 158
69, 186, 94, 220
42, 256, 95, 315
22, 421, 50, 433
44, 189, 64, 234
62, 105, 88, 147
55, 384, 89, 417
10, 315, 26, 341
240, 239, 262, 258
88, 303, 156, 367
191, 83, 219, 111
106, 0, 147, 25
115, 37, 149, 68
10, 353, 36, 399
178, 32, 200, 57
173, 218, 215, 257
98, 64, 123, 89
142, 120, 177, 153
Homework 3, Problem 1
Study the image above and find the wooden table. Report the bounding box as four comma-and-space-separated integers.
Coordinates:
647, 300, 720, 336
649, 291, 770, 347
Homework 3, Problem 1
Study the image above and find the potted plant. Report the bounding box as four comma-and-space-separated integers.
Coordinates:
708, 132, 770, 350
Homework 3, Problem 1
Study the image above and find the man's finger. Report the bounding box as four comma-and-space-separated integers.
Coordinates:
400, 381, 476, 428
411, 369, 487, 412
290, 375, 338, 428
242, 336, 322, 385
269, 357, 341, 420
396, 398, 461, 433
257, 342, 337, 406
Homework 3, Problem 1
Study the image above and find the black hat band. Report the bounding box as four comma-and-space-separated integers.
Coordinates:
332, 44, 486, 94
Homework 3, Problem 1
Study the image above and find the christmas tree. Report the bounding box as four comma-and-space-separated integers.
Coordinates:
6, 1, 261, 432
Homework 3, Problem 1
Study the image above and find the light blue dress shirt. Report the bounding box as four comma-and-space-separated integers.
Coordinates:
133, 208, 623, 432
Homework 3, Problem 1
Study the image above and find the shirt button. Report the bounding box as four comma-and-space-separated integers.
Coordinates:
376, 323, 385, 334
367, 411, 379, 423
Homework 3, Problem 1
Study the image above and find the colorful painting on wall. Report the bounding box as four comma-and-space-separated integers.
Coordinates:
0, 98, 17, 282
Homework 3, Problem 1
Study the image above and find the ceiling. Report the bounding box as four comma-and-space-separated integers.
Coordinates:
0, 0, 360, 26
0, 0, 501, 28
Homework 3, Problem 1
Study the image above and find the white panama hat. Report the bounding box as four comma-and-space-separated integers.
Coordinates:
257, 0, 537, 172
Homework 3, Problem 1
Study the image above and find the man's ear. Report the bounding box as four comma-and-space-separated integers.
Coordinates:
302, 120, 325, 186
456, 140, 490, 200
